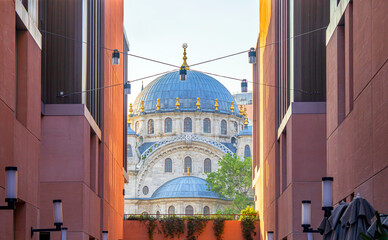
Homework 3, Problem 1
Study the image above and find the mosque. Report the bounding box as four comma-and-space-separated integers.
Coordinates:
124, 45, 252, 215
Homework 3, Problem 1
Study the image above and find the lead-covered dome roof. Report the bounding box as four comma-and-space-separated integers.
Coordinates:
133, 71, 236, 114
151, 176, 226, 200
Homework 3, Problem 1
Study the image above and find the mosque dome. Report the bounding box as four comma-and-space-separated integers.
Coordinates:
151, 176, 225, 200
133, 71, 236, 114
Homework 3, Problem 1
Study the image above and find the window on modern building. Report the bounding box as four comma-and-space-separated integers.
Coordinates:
185, 205, 194, 215
148, 119, 154, 134
234, 122, 238, 132
244, 145, 251, 158
165, 158, 172, 172
184, 117, 192, 132
165, 117, 172, 133
135, 121, 139, 133
203, 118, 211, 133
168, 206, 175, 215
204, 159, 211, 173
221, 120, 227, 135
203, 206, 210, 215
143, 186, 149, 195
127, 144, 133, 157
184, 157, 192, 173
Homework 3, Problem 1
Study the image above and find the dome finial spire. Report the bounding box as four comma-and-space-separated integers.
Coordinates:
181, 43, 190, 70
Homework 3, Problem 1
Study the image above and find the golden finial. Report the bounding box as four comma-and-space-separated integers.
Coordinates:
244, 116, 248, 125
196, 97, 200, 109
186, 167, 190, 176
230, 101, 234, 113
239, 105, 244, 115
156, 99, 160, 111
176, 97, 180, 109
127, 114, 131, 124
129, 103, 133, 115
181, 43, 190, 70
244, 107, 248, 125
140, 101, 144, 112
215, 99, 219, 111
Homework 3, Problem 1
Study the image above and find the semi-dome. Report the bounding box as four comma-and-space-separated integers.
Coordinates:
133, 71, 236, 114
151, 176, 225, 200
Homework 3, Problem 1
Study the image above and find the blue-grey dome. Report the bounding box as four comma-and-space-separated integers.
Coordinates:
127, 124, 137, 135
151, 176, 225, 200
133, 71, 236, 114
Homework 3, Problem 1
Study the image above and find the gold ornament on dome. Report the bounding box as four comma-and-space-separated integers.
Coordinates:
215, 99, 219, 111
230, 101, 234, 113
196, 97, 200, 109
176, 97, 180, 109
156, 99, 161, 111
129, 103, 133, 114
239, 105, 244, 115
140, 101, 144, 112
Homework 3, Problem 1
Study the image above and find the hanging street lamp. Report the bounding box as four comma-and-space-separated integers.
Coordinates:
112, 49, 120, 65
248, 47, 256, 64
0, 167, 18, 210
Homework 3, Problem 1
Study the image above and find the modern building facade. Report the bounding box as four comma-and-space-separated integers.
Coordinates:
253, 0, 329, 239
0, 0, 126, 239
124, 65, 252, 215
326, 0, 388, 217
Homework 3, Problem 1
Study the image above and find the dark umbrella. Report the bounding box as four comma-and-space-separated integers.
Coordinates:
340, 194, 375, 240
367, 214, 388, 237
328, 201, 348, 240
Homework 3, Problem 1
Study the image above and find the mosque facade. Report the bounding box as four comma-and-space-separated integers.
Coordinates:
124, 50, 252, 216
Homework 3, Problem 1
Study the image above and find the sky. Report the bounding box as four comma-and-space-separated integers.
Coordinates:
123, 0, 259, 104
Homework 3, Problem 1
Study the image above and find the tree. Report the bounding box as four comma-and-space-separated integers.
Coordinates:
206, 154, 254, 212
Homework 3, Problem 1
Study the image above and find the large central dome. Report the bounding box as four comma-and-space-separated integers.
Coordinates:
133, 71, 236, 114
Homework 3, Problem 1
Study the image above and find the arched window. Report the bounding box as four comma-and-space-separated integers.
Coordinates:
204, 159, 211, 173
203, 118, 211, 133
143, 186, 149, 195
165, 158, 172, 172
184, 117, 192, 132
244, 145, 251, 158
156, 211, 160, 218
168, 206, 175, 215
141, 212, 148, 216
203, 206, 210, 215
221, 120, 227, 135
231, 137, 236, 145
185, 205, 194, 215
148, 119, 154, 134
184, 157, 192, 173
127, 144, 133, 157
165, 118, 172, 133
234, 122, 238, 132
135, 121, 139, 133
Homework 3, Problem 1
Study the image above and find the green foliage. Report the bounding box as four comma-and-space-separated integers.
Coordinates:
213, 217, 228, 240
360, 212, 388, 240
146, 218, 158, 240
160, 216, 185, 239
206, 154, 254, 211
186, 217, 209, 240
240, 206, 258, 240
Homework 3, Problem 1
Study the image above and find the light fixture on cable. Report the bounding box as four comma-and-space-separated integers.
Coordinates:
248, 47, 256, 64
112, 49, 120, 65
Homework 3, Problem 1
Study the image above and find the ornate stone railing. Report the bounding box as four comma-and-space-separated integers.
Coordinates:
136, 135, 233, 169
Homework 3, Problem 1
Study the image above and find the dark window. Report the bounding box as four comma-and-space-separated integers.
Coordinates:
165, 118, 172, 133
185, 205, 194, 215
141, 212, 148, 216
244, 145, 251, 158
203, 118, 211, 133
148, 119, 154, 134
127, 144, 133, 157
184, 117, 192, 132
234, 122, 238, 132
165, 158, 172, 172
203, 206, 210, 215
221, 120, 227, 135
204, 159, 211, 173
168, 206, 175, 215
143, 186, 149, 195
156, 211, 160, 218
184, 157, 192, 173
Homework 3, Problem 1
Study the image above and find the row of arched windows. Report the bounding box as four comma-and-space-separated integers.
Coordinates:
165, 157, 212, 173
167, 205, 210, 215
141, 118, 230, 135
